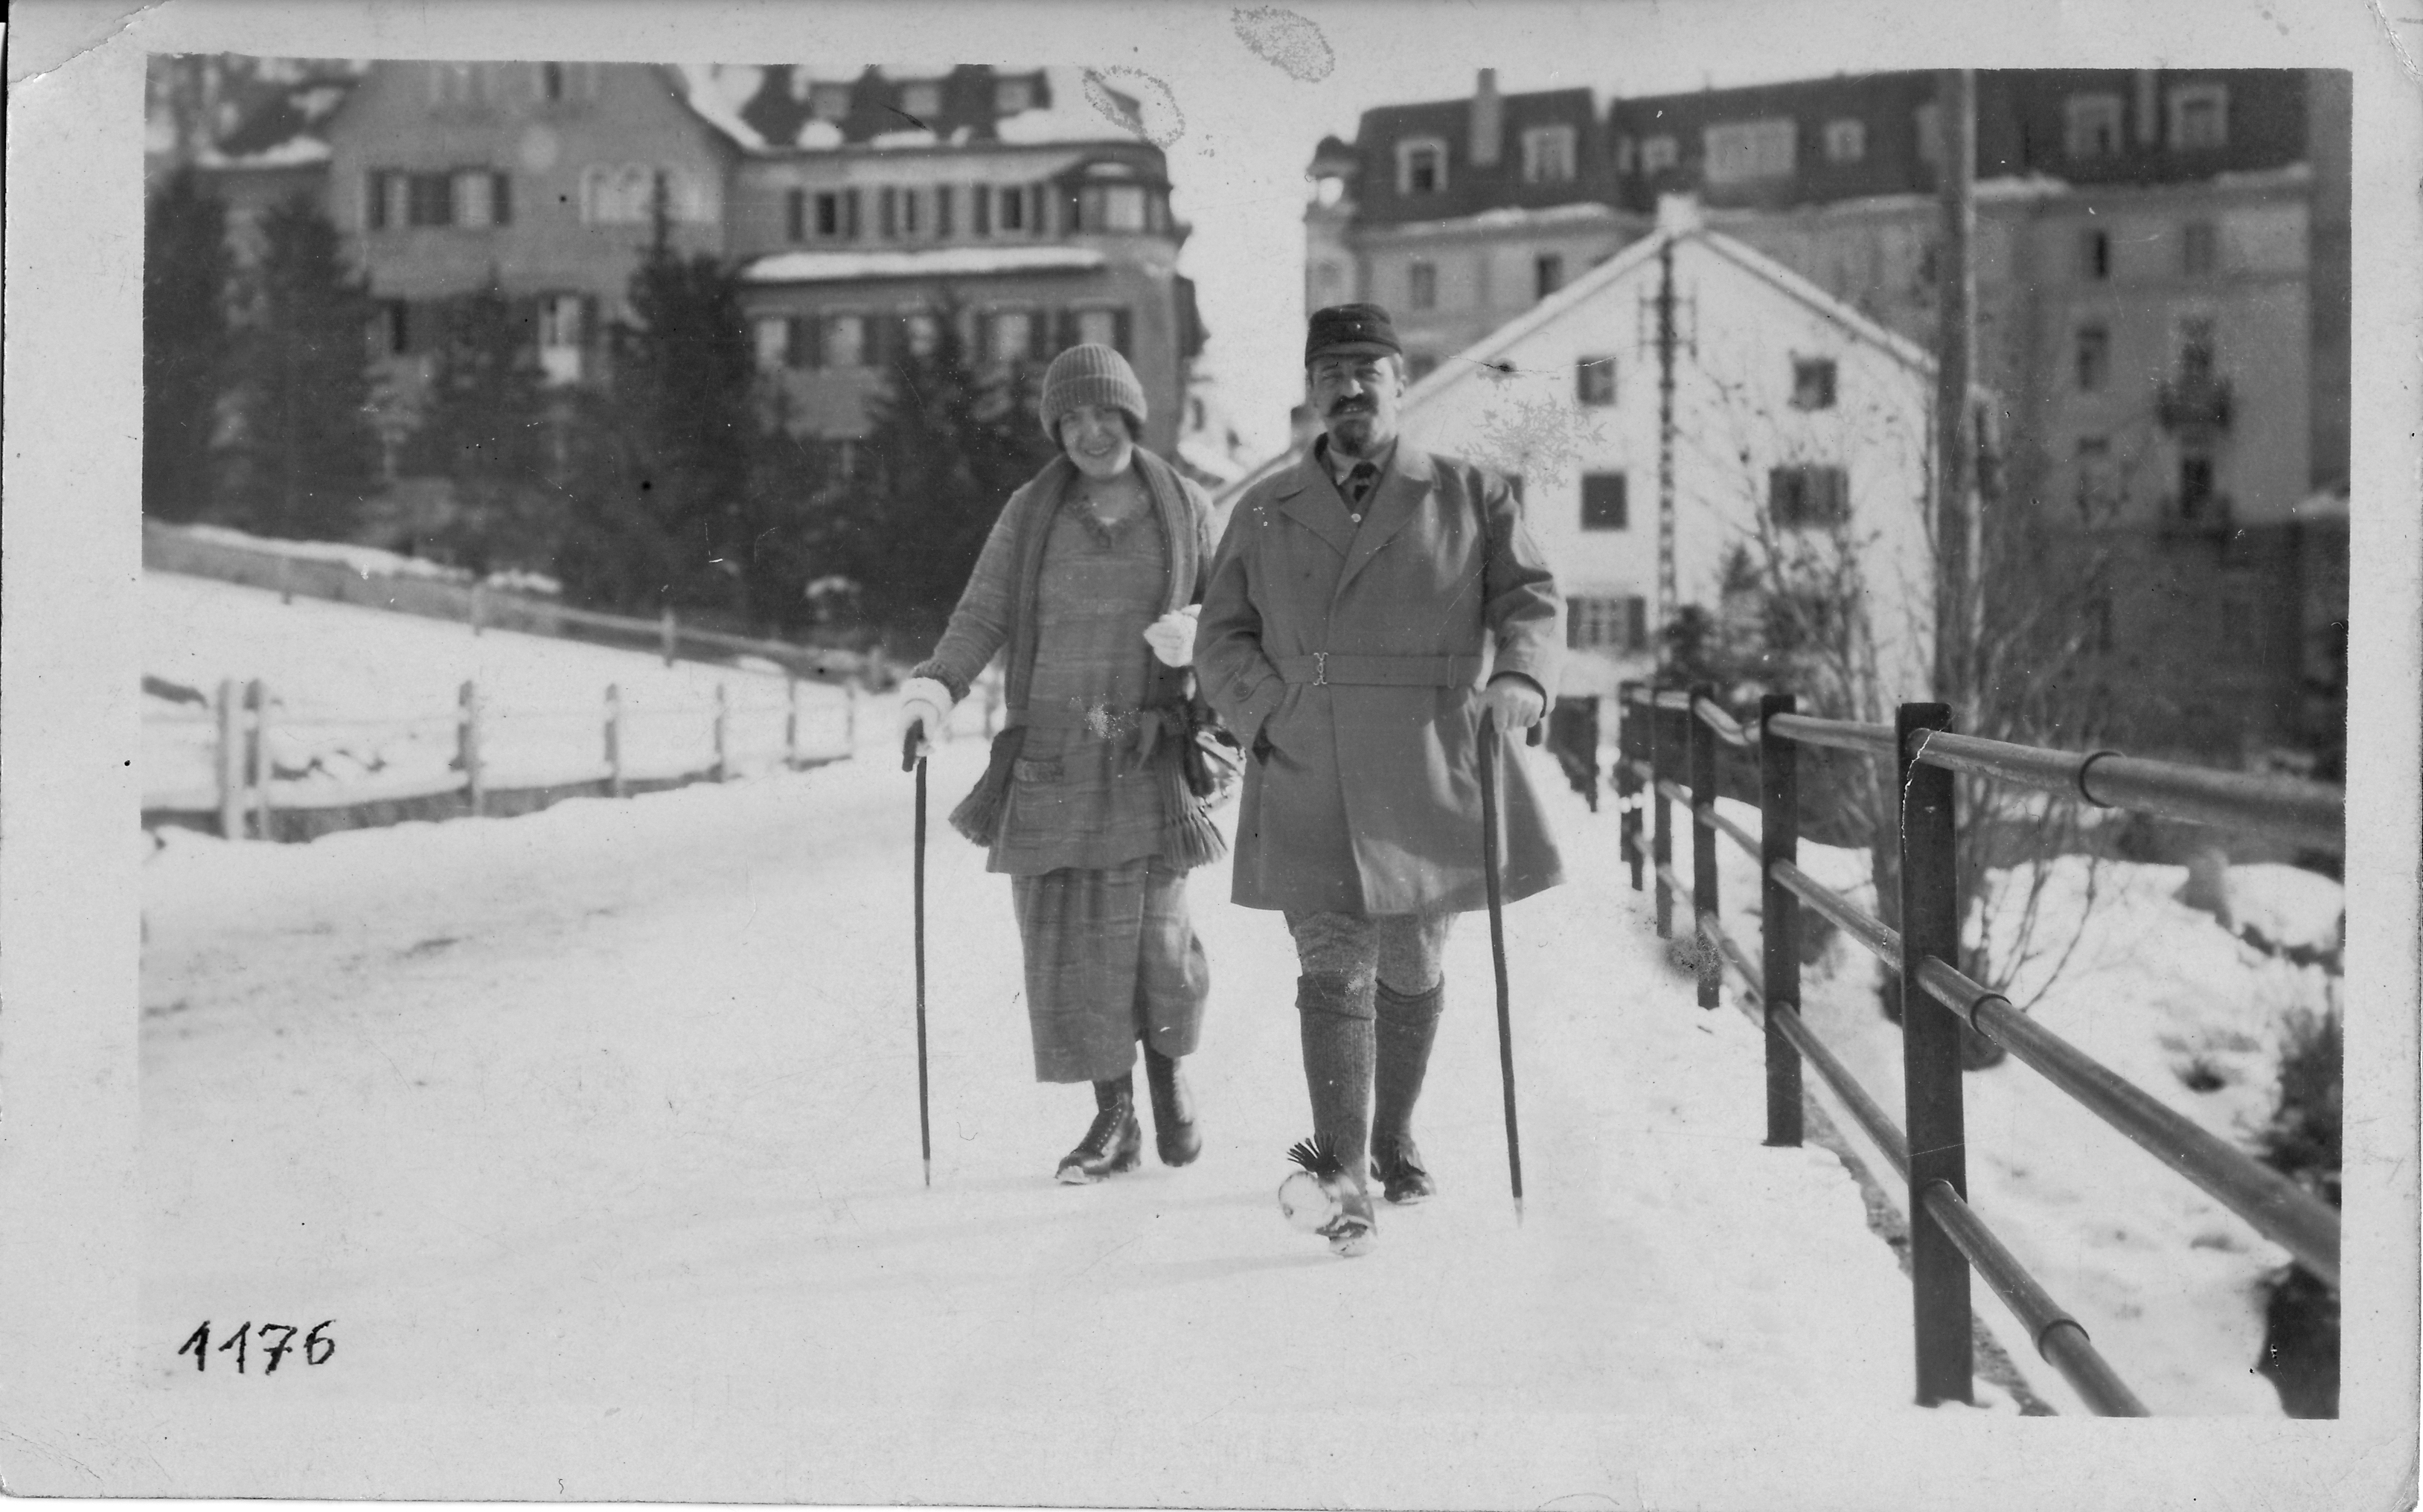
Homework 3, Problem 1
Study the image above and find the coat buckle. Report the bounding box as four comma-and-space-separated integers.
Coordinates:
1312, 651, 1328, 687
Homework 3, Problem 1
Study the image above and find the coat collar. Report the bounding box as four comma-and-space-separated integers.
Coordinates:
1272, 441, 1359, 560
1336, 441, 1435, 595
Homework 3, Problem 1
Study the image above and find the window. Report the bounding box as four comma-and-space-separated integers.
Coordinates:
998, 185, 1027, 233
1084, 184, 1148, 231
2075, 324, 2110, 392
1520, 125, 1577, 184
583, 164, 657, 225
826, 315, 866, 368
2065, 94, 2124, 158
1407, 353, 1438, 382
2181, 219, 2218, 276
1534, 254, 1564, 300
2080, 227, 2110, 281
995, 77, 1034, 115
377, 300, 412, 356
1408, 260, 1437, 310
1581, 472, 1629, 531
1639, 135, 1679, 173
816, 191, 843, 238
2178, 451, 2217, 519
900, 188, 923, 237
754, 317, 789, 372
1823, 118, 1866, 164
1769, 465, 1849, 528
1397, 137, 1447, 194
2168, 83, 2228, 150
900, 82, 942, 120
901, 312, 939, 358
2073, 435, 2113, 516
810, 84, 851, 123
1915, 103, 1942, 166
1790, 357, 1837, 411
2177, 317, 2218, 382
878, 187, 897, 238
784, 188, 806, 242
1575, 355, 1616, 406
990, 310, 1034, 362
540, 63, 566, 102
1568, 595, 1648, 652
1703, 118, 1796, 184
536, 294, 585, 383
1310, 260, 1346, 306
453, 170, 509, 228
935, 184, 955, 237
1075, 307, 1129, 352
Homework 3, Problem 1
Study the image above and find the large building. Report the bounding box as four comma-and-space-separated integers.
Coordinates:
166, 59, 1206, 464
1296, 67, 2350, 765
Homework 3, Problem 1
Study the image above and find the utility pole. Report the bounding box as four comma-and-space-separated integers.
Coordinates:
1655, 230, 1679, 680
1932, 68, 1981, 714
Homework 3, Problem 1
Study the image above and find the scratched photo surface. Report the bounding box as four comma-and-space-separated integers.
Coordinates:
7, 1, 2419, 1508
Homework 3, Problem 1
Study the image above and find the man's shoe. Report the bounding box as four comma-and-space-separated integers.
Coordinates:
1318, 1175, 1377, 1256
1371, 1133, 1436, 1205
1056, 1080, 1142, 1184
1279, 1135, 1377, 1257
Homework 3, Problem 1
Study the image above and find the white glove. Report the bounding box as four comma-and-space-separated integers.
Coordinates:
897, 676, 954, 761
1144, 605, 1201, 668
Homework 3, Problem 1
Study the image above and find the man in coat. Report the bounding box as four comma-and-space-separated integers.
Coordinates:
1195, 302, 1565, 1256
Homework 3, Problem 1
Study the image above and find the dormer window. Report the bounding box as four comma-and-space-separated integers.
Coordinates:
1639, 135, 1679, 173
810, 84, 851, 123
2168, 83, 2228, 150
2065, 94, 2124, 158
1823, 118, 1866, 164
1520, 125, 1576, 184
995, 77, 1034, 115
1397, 137, 1447, 195
900, 81, 943, 121
1704, 118, 1796, 184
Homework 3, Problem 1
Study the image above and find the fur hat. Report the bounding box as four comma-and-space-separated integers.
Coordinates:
1040, 343, 1148, 442
1305, 303, 1402, 365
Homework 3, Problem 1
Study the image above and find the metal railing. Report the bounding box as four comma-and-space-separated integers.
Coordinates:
1613, 681, 2345, 1417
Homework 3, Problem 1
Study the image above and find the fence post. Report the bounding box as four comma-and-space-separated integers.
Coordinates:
845, 681, 860, 751
470, 580, 486, 636
1649, 688, 1672, 939
215, 679, 244, 840
714, 682, 731, 782
660, 606, 677, 667
1616, 680, 1643, 891
784, 674, 801, 769
458, 680, 484, 816
246, 679, 272, 841
1895, 699, 1972, 1407
606, 684, 626, 798
1758, 691, 1803, 1147
1688, 682, 1720, 1009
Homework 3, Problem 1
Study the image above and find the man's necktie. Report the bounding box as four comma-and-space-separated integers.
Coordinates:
1343, 462, 1377, 508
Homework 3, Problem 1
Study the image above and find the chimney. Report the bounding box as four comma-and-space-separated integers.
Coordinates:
1470, 68, 1502, 169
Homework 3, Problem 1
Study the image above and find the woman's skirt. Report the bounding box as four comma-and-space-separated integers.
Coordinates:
1010, 854, 1209, 1083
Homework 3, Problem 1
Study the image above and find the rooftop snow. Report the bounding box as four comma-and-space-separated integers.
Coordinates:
745, 246, 1108, 283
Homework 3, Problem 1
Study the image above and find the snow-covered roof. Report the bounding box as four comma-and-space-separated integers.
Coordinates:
673, 62, 768, 150
680, 63, 1145, 153
1361, 200, 1630, 240
745, 246, 1108, 284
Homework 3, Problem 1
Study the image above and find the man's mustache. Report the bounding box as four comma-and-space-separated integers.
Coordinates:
1328, 399, 1374, 417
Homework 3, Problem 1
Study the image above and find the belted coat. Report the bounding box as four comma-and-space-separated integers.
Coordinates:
1196, 441, 1566, 915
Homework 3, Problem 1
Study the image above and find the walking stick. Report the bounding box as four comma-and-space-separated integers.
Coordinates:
904, 728, 932, 1188
1478, 711, 1525, 1221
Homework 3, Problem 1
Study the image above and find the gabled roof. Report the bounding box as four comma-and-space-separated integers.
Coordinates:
678, 63, 1148, 154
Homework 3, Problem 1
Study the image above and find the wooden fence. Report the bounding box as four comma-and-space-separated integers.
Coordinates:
144, 674, 859, 840
1616, 681, 2345, 1415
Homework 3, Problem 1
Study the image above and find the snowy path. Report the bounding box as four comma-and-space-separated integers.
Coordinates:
142, 717, 1955, 1505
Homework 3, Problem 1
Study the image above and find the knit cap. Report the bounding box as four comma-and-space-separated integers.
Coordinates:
1040, 343, 1148, 443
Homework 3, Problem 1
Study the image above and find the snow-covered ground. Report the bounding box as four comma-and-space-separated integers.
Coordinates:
132, 575, 2350, 1502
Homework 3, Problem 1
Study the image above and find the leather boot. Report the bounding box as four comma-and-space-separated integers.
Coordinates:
1143, 1047, 1201, 1167
1372, 981, 1444, 1203
1055, 1072, 1141, 1184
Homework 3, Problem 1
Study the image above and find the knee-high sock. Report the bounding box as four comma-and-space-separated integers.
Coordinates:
1297, 972, 1375, 1179
1372, 980, 1444, 1145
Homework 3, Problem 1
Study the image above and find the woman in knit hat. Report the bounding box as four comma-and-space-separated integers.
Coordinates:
895, 343, 1232, 1184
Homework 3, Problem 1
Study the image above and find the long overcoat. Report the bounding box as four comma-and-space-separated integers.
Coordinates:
1196, 441, 1566, 915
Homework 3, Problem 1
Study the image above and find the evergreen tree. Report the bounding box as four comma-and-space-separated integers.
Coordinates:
223, 193, 381, 540
609, 205, 756, 615
737, 386, 839, 637
143, 167, 234, 522
825, 294, 1057, 635
404, 281, 564, 574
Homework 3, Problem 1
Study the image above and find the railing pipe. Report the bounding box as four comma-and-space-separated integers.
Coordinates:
1758, 692, 1804, 1148
1770, 860, 1902, 967
1689, 682, 1721, 1008
1895, 700, 1972, 1407
1907, 730, 2343, 853
1707, 805, 1760, 862
1653, 689, 1692, 711
1919, 1182, 2150, 1417
1692, 695, 1753, 748
1913, 956, 2341, 1287
1766, 711, 1896, 758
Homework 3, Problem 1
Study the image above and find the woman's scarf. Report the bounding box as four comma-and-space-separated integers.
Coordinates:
947, 446, 1226, 871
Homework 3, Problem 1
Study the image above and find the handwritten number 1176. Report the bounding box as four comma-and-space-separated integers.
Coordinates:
177, 1321, 335, 1373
